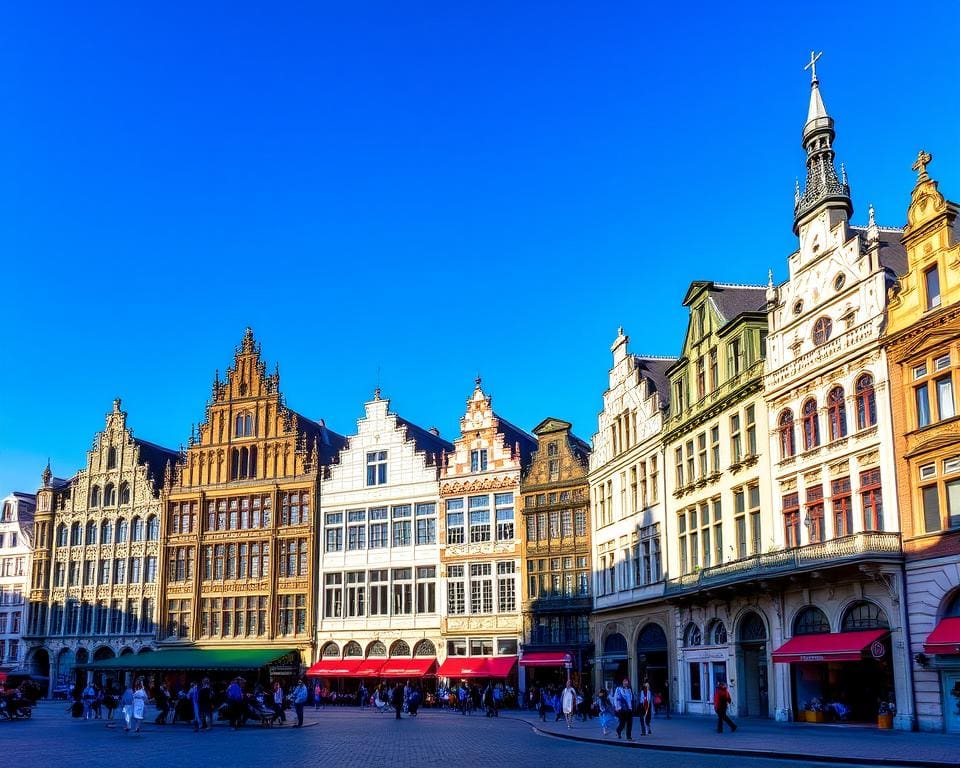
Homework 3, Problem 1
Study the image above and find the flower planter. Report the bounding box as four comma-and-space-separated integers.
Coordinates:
877, 713, 894, 729
805, 710, 826, 723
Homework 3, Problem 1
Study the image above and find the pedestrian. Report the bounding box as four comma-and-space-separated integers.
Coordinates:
226, 677, 244, 730
561, 681, 576, 729
93, 684, 104, 719
358, 683, 368, 709
614, 677, 635, 741
292, 678, 308, 727
154, 682, 170, 725
638, 682, 653, 736
187, 681, 201, 732
104, 683, 117, 720
198, 678, 212, 730
408, 686, 421, 717
132, 680, 148, 734
121, 683, 135, 732
81, 681, 96, 720
714, 681, 737, 733
595, 688, 616, 736
391, 682, 404, 720
272, 681, 286, 725
537, 687, 548, 722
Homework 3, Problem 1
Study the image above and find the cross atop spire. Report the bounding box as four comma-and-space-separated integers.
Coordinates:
804, 50, 823, 83
912, 149, 933, 182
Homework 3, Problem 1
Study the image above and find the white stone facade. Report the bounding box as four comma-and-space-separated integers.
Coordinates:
0, 493, 34, 672
317, 394, 451, 669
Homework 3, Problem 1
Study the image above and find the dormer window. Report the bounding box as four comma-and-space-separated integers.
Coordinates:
367, 451, 388, 486
925, 265, 942, 311
812, 317, 832, 346
470, 449, 488, 473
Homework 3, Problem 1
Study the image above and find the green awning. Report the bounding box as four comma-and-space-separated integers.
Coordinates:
83, 647, 299, 671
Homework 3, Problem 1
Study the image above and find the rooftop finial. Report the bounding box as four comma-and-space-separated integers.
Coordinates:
241, 327, 255, 353
767, 269, 774, 289
841, 163, 848, 186
912, 149, 933, 183
112, 397, 122, 413
794, 178, 800, 204
766, 269, 777, 304
804, 50, 823, 83
475, 373, 482, 389
42, 459, 52, 488
868, 203, 876, 227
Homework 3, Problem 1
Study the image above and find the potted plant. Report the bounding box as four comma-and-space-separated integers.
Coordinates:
877, 700, 895, 729
803, 697, 825, 722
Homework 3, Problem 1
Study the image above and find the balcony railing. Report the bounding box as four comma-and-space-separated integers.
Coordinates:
665, 531, 902, 596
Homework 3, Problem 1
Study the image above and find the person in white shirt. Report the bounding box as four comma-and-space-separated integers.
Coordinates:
638, 681, 653, 735
613, 678, 635, 740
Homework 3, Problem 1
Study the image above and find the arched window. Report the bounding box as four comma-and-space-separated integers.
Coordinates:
683, 623, 702, 647
321, 642, 340, 658
738, 612, 767, 642
802, 399, 820, 450
104, 483, 116, 507
248, 446, 257, 479
778, 410, 796, 459
855, 374, 877, 430
366, 641, 387, 657
90, 486, 101, 508
85, 521, 97, 545
132, 517, 144, 542
120, 483, 130, 505
230, 449, 240, 481
827, 386, 847, 441
117, 518, 129, 543
841, 601, 888, 631
106, 447, 117, 470
146, 515, 159, 541
70, 522, 82, 546
812, 316, 833, 345
793, 606, 830, 635
56, 524, 68, 547
413, 639, 436, 657
343, 641, 363, 657
390, 640, 411, 657
100, 521, 113, 545
708, 621, 727, 645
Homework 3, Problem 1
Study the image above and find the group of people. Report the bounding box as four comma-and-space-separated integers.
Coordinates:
528, 683, 594, 726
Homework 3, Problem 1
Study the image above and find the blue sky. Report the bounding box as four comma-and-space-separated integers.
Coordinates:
2, 2, 959, 494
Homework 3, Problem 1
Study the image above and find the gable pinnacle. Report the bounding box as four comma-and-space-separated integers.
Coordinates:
912, 149, 933, 183
42, 459, 52, 488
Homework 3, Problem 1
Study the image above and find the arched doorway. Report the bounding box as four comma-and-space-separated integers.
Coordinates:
737, 611, 769, 717
75, 648, 89, 686
27, 648, 50, 697
92, 647, 115, 689
602, 632, 628, 688
56, 648, 76, 694
636, 623, 668, 710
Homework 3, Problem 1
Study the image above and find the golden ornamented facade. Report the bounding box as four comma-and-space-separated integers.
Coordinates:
161, 329, 343, 664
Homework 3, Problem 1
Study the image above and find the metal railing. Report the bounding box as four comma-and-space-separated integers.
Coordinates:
665, 531, 901, 595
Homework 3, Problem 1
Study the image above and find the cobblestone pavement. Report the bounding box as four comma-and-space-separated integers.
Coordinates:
0, 703, 942, 768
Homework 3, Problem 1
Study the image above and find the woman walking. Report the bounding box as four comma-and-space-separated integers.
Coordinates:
121, 683, 134, 732
561, 682, 577, 729
596, 688, 616, 736
132, 680, 149, 734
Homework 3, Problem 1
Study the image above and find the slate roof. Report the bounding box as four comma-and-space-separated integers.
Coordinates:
493, 415, 538, 471
396, 416, 454, 460
709, 284, 769, 321
294, 412, 347, 466
133, 438, 180, 491
633, 356, 677, 410
567, 431, 592, 465
11, 492, 36, 503
850, 225, 908, 277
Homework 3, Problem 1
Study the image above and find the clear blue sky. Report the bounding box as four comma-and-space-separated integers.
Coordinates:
2, 2, 959, 494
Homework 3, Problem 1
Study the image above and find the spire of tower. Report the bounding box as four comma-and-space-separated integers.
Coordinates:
793, 51, 852, 234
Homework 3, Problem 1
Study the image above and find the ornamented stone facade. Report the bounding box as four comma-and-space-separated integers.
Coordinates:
161, 329, 343, 666
315, 391, 451, 672
0, 492, 34, 675
588, 329, 674, 696
439, 379, 535, 679
662, 279, 773, 719
24, 401, 176, 691
519, 417, 591, 684
883, 153, 960, 733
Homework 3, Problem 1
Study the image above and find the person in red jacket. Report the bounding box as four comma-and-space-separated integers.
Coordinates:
713, 682, 737, 733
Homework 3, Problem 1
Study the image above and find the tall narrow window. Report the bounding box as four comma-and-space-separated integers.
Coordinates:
937, 375, 956, 420
778, 410, 795, 459
831, 476, 852, 537
916, 385, 932, 428
925, 264, 942, 310
861, 469, 883, 531
806, 484, 824, 543
470, 449, 488, 472
366, 451, 388, 486
802, 399, 820, 450
827, 387, 847, 441
783, 492, 800, 548
855, 374, 876, 429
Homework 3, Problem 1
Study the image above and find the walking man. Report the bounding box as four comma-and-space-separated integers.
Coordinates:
188, 681, 200, 732
614, 677, 635, 741
714, 681, 737, 733
198, 678, 212, 730
272, 681, 286, 725
226, 677, 244, 730
638, 682, 653, 736
391, 682, 404, 719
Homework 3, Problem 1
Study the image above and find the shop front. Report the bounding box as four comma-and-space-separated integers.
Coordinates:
922, 615, 960, 733
773, 628, 893, 723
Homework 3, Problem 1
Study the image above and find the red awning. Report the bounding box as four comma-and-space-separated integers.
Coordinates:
519, 651, 570, 667
772, 629, 888, 664
437, 656, 518, 678
924, 617, 960, 655
306, 659, 361, 677
354, 658, 386, 677
485, 656, 518, 677
379, 658, 437, 678
0, 672, 7, 683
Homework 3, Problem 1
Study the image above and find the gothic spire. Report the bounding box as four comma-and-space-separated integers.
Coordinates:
793, 51, 852, 234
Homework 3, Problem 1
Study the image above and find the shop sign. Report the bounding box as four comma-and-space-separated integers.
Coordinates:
269, 665, 299, 676
870, 641, 886, 659
800, 655, 824, 662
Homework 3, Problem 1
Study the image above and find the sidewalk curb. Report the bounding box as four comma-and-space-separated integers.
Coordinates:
504, 716, 958, 768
